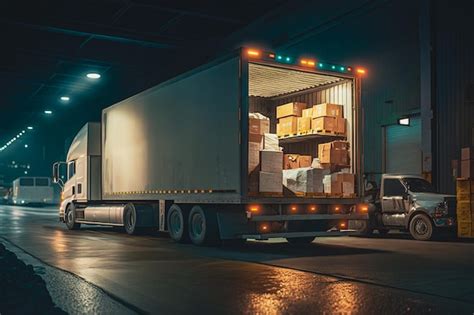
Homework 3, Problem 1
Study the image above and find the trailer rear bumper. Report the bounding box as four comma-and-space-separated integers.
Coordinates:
241, 230, 363, 240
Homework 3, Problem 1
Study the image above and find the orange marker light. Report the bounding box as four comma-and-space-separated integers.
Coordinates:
249, 205, 259, 213
269, 53, 275, 59
291, 206, 297, 211
334, 206, 340, 212
310, 206, 317, 212
340, 222, 346, 229
247, 49, 260, 57
300, 59, 316, 67
307, 60, 315, 66
356, 68, 366, 75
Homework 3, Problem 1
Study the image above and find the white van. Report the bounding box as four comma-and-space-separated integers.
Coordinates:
12, 177, 54, 205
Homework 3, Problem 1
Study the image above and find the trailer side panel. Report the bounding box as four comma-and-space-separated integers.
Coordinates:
102, 57, 241, 201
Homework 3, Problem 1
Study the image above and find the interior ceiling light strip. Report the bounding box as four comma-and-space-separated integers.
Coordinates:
248, 63, 344, 97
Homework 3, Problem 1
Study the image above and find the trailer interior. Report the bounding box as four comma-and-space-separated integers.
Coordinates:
247, 61, 357, 198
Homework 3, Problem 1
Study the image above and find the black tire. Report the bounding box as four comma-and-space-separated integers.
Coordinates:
167, 204, 189, 243
188, 205, 220, 246
409, 213, 434, 241
286, 237, 316, 245
65, 204, 81, 230
123, 204, 137, 235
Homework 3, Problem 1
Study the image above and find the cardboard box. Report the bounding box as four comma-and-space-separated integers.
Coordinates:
335, 117, 346, 134
461, 160, 474, 179
302, 108, 313, 118
249, 112, 270, 135
249, 133, 263, 148
318, 143, 350, 166
312, 116, 336, 132
259, 171, 283, 193
458, 221, 472, 238
461, 147, 473, 160
312, 103, 343, 118
457, 202, 471, 221
323, 175, 341, 194
277, 116, 298, 135
263, 133, 279, 151
261, 151, 283, 173
283, 154, 312, 169
456, 179, 473, 195
248, 142, 261, 174
311, 158, 322, 169
283, 167, 328, 193
297, 117, 312, 133
323, 173, 355, 195
276, 102, 306, 119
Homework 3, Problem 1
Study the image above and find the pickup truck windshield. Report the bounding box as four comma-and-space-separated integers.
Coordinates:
403, 178, 435, 193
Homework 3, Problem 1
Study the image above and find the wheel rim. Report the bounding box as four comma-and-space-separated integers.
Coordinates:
169, 211, 182, 236
414, 218, 428, 235
67, 209, 73, 223
190, 212, 204, 239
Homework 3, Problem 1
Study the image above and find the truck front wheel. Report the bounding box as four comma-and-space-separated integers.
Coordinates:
65, 204, 81, 230
167, 204, 189, 243
409, 214, 434, 241
188, 206, 219, 246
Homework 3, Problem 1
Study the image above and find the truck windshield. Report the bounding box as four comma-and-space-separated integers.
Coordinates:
403, 178, 435, 193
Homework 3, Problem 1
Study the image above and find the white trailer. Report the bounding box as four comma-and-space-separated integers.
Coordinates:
12, 177, 54, 205
53, 48, 369, 245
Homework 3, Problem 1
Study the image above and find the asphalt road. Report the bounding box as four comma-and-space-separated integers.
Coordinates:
1, 204, 473, 314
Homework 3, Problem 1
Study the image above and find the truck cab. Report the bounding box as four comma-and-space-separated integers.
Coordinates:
366, 174, 456, 240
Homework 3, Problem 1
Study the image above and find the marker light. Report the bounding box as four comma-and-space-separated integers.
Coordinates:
268, 53, 275, 59
44, 110, 53, 114
309, 206, 317, 212
300, 59, 316, 67
86, 73, 101, 79
331, 65, 336, 70
27, 126, 33, 130
347, 67, 352, 72
249, 205, 260, 213
60, 96, 70, 101
291, 206, 297, 212
340, 67, 345, 71
340, 222, 347, 229
247, 49, 260, 57
356, 68, 366, 75
277, 55, 283, 60
319, 63, 324, 67
286, 57, 291, 62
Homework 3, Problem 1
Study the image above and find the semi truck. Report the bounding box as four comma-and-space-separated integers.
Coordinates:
11, 176, 54, 205
362, 174, 456, 240
53, 48, 369, 245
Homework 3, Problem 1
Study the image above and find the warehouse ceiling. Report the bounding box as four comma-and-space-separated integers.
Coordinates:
0, 0, 287, 175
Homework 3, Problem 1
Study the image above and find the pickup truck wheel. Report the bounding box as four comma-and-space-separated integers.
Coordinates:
167, 204, 189, 243
409, 214, 433, 241
124, 204, 137, 235
286, 237, 315, 245
188, 206, 220, 246
65, 204, 81, 230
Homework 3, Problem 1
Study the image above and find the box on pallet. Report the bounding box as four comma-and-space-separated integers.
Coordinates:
318, 141, 350, 166
323, 173, 355, 195
457, 221, 472, 238
302, 108, 313, 118
259, 171, 283, 193
297, 117, 312, 133
260, 151, 283, 173
283, 154, 312, 169
312, 103, 343, 118
277, 116, 298, 136
249, 113, 270, 135
312, 117, 346, 134
283, 167, 328, 194
276, 102, 306, 119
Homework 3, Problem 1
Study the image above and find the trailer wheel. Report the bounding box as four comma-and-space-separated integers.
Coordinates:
65, 204, 81, 230
286, 237, 315, 245
167, 204, 189, 243
409, 214, 433, 241
188, 206, 220, 246
124, 204, 137, 235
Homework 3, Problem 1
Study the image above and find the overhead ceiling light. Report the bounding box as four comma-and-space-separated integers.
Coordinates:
24, 144, 28, 148
44, 110, 53, 115
27, 126, 33, 130
398, 117, 410, 126
60, 96, 70, 101
86, 73, 101, 79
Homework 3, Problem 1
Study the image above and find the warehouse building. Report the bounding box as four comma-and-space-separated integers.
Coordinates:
219, 0, 473, 193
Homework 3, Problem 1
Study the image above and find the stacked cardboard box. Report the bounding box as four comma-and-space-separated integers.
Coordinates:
276, 102, 307, 136
248, 113, 270, 193
311, 103, 346, 135
323, 173, 355, 196
283, 154, 312, 169
318, 141, 350, 169
456, 179, 474, 238
283, 167, 329, 194
259, 150, 283, 193
461, 147, 474, 179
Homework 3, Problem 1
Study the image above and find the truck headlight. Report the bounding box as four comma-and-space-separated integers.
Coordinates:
434, 202, 448, 218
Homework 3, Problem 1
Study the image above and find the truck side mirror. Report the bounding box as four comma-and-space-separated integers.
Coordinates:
52, 162, 65, 187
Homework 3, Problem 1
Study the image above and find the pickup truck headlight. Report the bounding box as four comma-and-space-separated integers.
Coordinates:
433, 202, 448, 218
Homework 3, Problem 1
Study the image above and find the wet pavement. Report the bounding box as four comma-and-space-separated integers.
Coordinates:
1, 205, 473, 314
